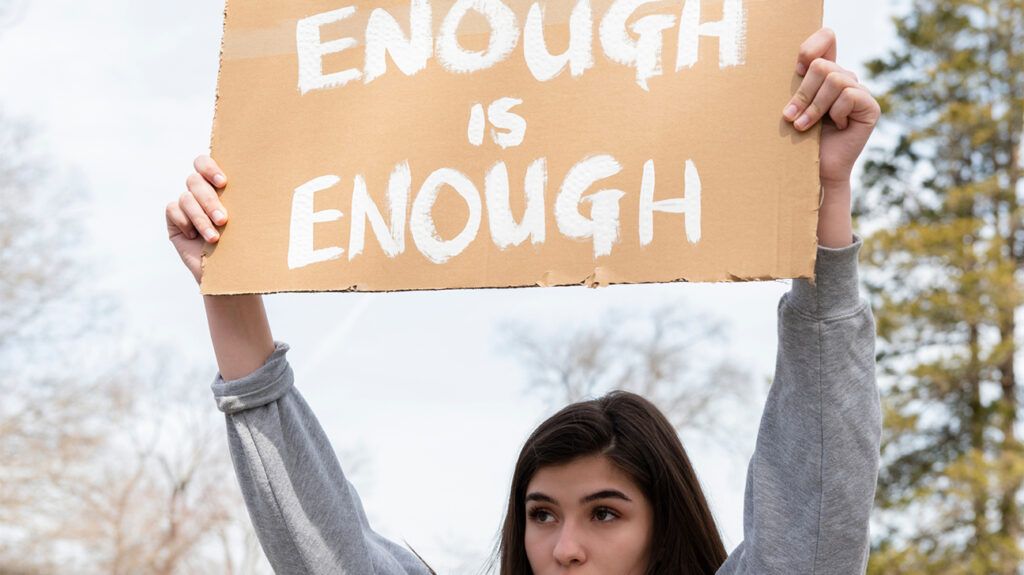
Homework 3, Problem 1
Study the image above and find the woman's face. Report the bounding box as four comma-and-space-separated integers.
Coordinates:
524, 454, 654, 574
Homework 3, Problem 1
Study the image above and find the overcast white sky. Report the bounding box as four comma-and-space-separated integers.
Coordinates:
0, 1, 897, 571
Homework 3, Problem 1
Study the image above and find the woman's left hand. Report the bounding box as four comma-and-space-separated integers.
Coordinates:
782, 28, 881, 247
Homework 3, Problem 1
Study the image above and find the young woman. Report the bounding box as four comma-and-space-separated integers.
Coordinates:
167, 28, 882, 574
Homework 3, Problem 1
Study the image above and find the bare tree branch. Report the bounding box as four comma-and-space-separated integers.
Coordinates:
0, 111, 273, 574
502, 302, 762, 453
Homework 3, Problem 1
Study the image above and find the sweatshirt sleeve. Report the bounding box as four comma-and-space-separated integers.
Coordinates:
210, 344, 432, 575
717, 236, 882, 575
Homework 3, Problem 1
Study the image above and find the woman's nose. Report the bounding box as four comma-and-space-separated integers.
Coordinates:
552, 521, 587, 567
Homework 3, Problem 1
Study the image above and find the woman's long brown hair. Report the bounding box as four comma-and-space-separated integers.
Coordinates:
498, 390, 727, 574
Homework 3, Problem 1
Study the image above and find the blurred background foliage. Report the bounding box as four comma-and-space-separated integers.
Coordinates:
856, 0, 1024, 572
0, 113, 272, 574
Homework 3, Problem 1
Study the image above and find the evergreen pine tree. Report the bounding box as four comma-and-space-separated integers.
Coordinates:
859, 1, 1024, 572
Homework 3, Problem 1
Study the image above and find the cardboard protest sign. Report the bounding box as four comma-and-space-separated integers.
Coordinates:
202, 0, 823, 295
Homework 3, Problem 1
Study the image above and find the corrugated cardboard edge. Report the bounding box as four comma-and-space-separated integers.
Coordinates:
804, 125, 823, 287
199, 267, 806, 296
805, 0, 825, 287
806, 180, 824, 287
199, 0, 231, 294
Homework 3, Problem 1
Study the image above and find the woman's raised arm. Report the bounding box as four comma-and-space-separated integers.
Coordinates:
167, 156, 432, 574
718, 29, 883, 573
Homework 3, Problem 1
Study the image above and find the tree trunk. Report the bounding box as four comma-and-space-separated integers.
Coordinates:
997, 0, 1023, 545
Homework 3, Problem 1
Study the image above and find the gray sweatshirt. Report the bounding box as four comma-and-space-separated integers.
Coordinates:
210, 238, 881, 574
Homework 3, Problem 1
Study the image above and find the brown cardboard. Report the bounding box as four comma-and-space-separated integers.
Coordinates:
203, 0, 823, 295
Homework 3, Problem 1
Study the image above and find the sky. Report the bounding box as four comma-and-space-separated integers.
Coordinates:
0, 0, 897, 571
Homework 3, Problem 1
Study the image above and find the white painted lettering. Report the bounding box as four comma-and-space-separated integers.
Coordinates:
555, 155, 625, 258
410, 168, 483, 263
297, 7, 362, 94
677, 0, 746, 70
437, 0, 519, 73
487, 97, 527, 149
523, 0, 594, 81
468, 103, 486, 146
485, 159, 546, 249
349, 162, 411, 259
638, 159, 702, 246
600, 0, 676, 91
288, 175, 345, 269
364, 0, 434, 84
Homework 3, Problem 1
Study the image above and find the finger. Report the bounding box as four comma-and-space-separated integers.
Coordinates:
783, 58, 854, 122
830, 86, 881, 130
186, 172, 229, 226
180, 191, 221, 243
797, 27, 837, 75
793, 71, 859, 131
828, 87, 858, 130
166, 201, 198, 240
194, 155, 228, 189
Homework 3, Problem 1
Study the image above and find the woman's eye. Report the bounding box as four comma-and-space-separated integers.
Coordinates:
593, 507, 619, 522
528, 508, 556, 524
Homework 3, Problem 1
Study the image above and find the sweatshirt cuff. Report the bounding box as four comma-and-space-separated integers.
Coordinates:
210, 341, 294, 414
789, 234, 864, 319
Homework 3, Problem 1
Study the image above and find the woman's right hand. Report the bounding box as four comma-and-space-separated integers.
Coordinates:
166, 155, 230, 285
167, 155, 275, 380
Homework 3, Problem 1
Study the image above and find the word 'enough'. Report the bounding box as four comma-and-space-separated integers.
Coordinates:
288, 156, 702, 269
299, 0, 745, 93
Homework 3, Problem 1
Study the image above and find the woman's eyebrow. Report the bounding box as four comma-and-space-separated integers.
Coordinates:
526, 492, 557, 504
581, 489, 632, 504
525, 489, 633, 505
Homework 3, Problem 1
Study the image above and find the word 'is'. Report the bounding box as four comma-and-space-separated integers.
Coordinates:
288, 156, 702, 269
299, 0, 746, 92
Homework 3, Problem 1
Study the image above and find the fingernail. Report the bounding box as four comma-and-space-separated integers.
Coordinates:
213, 174, 226, 187
204, 228, 219, 241
213, 209, 226, 225
796, 62, 807, 75
784, 104, 799, 120
795, 114, 811, 129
